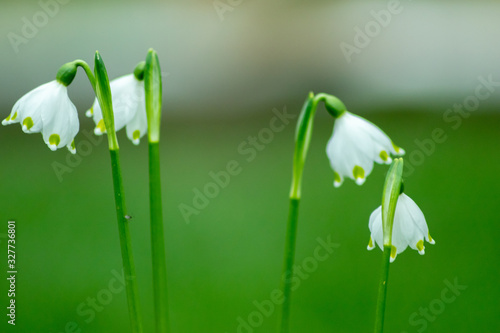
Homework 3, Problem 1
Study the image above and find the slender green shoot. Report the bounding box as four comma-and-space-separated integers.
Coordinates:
144, 48, 169, 332
94, 51, 144, 333
278, 92, 345, 333
373, 158, 403, 333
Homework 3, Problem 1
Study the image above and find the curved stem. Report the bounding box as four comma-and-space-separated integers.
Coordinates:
73, 60, 96, 92
278, 93, 321, 333
149, 141, 169, 332
374, 245, 391, 333
289, 93, 317, 199
278, 92, 344, 332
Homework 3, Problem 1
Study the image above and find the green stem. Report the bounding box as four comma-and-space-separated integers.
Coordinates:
374, 245, 391, 333
278, 197, 300, 333
74, 60, 96, 92
277, 92, 344, 332
149, 141, 169, 332
109, 148, 144, 333
278, 93, 323, 333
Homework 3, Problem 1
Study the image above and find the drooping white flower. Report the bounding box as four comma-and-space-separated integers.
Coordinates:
2, 80, 79, 153
326, 112, 405, 187
86, 74, 147, 145
367, 193, 435, 262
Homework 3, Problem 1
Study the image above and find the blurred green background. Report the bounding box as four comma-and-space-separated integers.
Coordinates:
1, 0, 500, 332
1, 111, 499, 332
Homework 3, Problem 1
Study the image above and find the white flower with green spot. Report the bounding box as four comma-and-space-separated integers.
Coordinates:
326, 111, 405, 187
367, 192, 435, 262
2, 80, 79, 153
87, 74, 147, 145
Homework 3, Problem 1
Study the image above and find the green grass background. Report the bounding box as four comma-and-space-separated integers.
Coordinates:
0, 107, 499, 333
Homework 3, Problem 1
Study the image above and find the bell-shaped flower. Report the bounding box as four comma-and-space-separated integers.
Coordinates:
2, 80, 79, 153
87, 74, 147, 145
326, 112, 404, 187
367, 193, 435, 262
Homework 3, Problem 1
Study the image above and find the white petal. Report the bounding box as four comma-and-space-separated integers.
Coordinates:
6, 81, 61, 132
125, 90, 147, 145
90, 97, 105, 134
348, 113, 402, 163
41, 84, 79, 150
326, 112, 375, 183
368, 206, 384, 251
90, 74, 143, 135
398, 194, 428, 250
367, 193, 433, 260
107, 75, 142, 131
326, 111, 404, 187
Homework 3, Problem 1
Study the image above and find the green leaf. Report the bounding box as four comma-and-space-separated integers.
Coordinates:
94, 51, 118, 150
144, 49, 162, 142
290, 92, 315, 199
381, 158, 404, 246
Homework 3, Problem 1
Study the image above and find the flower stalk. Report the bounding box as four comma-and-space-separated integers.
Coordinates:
279, 92, 343, 333
94, 51, 144, 333
144, 48, 169, 332
373, 158, 403, 333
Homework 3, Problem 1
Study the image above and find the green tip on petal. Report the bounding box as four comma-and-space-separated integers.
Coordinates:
86, 106, 94, 118
95, 119, 106, 135
48, 134, 60, 150
416, 240, 425, 254
67, 140, 76, 154
22, 117, 34, 131
379, 150, 389, 162
353, 165, 365, 185
390, 245, 397, 262
392, 141, 404, 155
333, 171, 342, 187
132, 130, 141, 145
11, 111, 18, 121
428, 232, 435, 244
367, 237, 375, 250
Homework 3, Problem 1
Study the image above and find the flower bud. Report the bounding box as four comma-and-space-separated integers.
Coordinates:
134, 61, 146, 81
322, 94, 346, 118
56, 62, 78, 87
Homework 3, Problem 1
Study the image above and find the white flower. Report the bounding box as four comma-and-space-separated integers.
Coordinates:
86, 74, 147, 145
326, 112, 405, 187
367, 193, 435, 262
2, 80, 79, 153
